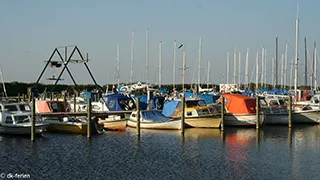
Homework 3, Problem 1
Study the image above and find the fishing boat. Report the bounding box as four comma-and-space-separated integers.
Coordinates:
35, 100, 103, 134
162, 98, 221, 128
0, 111, 48, 135
128, 110, 181, 130
221, 94, 264, 127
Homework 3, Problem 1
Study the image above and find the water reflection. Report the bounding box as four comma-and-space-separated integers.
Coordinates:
0, 125, 319, 179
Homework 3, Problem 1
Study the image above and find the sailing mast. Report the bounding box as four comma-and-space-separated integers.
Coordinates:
264, 49, 267, 87
233, 51, 237, 84
159, 41, 162, 88
304, 37, 308, 86
281, 53, 284, 88
255, 50, 259, 90
275, 37, 278, 88
290, 58, 294, 90
116, 44, 120, 87
130, 31, 134, 84
261, 48, 265, 87
245, 48, 249, 88
238, 51, 241, 89
0, 66, 7, 98
314, 41, 317, 90
207, 61, 210, 89
272, 57, 275, 87
294, 4, 300, 97
145, 28, 149, 85
173, 40, 177, 88
182, 47, 186, 93
198, 37, 202, 90
227, 51, 230, 84
284, 41, 289, 89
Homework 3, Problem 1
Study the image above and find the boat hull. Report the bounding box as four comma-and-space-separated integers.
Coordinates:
99, 118, 127, 131
292, 110, 320, 124
264, 113, 289, 125
224, 114, 264, 127
127, 118, 181, 130
45, 120, 103, 134
185, 116, 221, 128
0, 123, 48, 135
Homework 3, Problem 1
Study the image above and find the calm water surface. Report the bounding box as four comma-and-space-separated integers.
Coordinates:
0, 125, 319, 180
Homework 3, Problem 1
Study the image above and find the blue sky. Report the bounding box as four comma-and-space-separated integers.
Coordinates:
0, 0, 319, 86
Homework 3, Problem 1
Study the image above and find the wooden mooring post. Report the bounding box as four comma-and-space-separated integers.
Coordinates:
136, 97, 141, 136
17, 93, 20, 102
87, 98, 92, 138
73, 95, 77, 112
31, 98, 36, 141
288, 95, 292, 128
256, 97, 260, 130
221, 96, 224, 131
22, 94, 25, 102
181, 96, 185, 133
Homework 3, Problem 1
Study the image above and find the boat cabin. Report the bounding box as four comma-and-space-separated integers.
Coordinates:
0, 112, 31, 125
0, 103, 31, 113
221, 94, 257, 114
162, 98, 214, 117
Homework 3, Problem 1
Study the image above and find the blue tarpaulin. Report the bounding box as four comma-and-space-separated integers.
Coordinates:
141, 110, 172, 122
162, 100, 179, 117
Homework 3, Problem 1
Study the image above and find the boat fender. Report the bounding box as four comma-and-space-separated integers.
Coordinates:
93, 117, 104, 134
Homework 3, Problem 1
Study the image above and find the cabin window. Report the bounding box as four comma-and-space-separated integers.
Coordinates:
186, 111, 192, 116
132, 113, 136, 117
109, 100, 116, 109
14, 116, 30, 124
19, 104, 31, 111
5, 117, 13, 124
4, 105, 18, 112
278, 100, 285, 105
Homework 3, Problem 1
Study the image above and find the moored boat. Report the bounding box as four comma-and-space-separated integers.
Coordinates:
128, 110, 181, 130
162, 98, 221, 128
35, 100, 103, 134
221, 94, 264, 127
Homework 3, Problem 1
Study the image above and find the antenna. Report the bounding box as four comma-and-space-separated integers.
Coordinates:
296, 3, 299, 19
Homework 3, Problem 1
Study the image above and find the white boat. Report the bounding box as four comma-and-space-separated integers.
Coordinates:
128, 110, 181, 130
0, 111, 48, 135
260, 96, 289, 125
292, 107, 320, 124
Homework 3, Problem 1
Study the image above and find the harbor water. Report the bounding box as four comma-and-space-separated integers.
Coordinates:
0, 125, 319, 180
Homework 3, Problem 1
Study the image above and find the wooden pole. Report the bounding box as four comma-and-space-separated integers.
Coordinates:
22, 94, 25, 102
73, 95, 77, 112
221, 96, 224, 131
256, 97, 260, 129
31, 98, 36, 141
288, 95, 292, 128
181, 96, 185, 133
18, 93, 20, 102
136, 97, 141, 136
50, 92, 53, 100
63, 94, 67, 111
87, 98, 92, 138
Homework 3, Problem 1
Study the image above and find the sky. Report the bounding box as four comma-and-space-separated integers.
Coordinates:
0, 0, 319, 86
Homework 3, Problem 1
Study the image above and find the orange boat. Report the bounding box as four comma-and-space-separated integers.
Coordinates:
220, 94, 264, 127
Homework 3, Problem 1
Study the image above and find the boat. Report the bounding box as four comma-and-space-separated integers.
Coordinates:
260, 96, 290, 125
35, 100, 104, 134
91, 93, 135, 130
162, 98, 221, 128
98, 115, 127, 131
221, 94, 264, 127
0, 110, 48, 135
128, 110, 181, 130
292, 105, 320, 124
